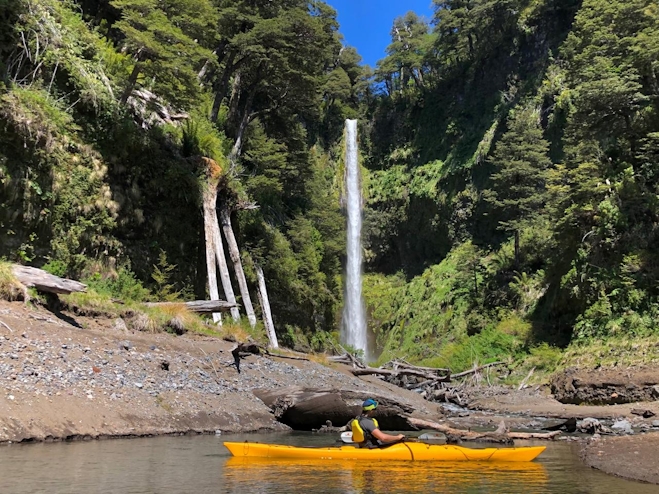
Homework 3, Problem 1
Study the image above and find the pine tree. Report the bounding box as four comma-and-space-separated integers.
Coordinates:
485, 106, 552, 267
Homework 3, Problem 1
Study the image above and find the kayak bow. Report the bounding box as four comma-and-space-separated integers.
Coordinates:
223, 441, 545, 462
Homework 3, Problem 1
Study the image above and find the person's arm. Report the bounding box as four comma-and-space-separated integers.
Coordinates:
372, 428, 405, 444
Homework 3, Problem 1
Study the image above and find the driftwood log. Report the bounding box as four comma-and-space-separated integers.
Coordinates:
449, 361, 506, 379
146, 300, 238, 313
351, 366, 451, 382
328, 352, 365, 369
230, 342, 261, 373
339, 355, 505, 384
406, 417, 561, 443
385, 360, 451, 374
12, 265, 87, 295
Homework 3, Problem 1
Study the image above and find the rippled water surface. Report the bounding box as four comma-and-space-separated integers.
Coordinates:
1, 433, 658, 493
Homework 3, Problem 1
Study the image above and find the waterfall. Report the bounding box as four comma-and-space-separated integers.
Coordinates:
341, 119, 368, 357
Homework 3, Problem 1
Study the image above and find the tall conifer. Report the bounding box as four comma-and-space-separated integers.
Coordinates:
485, 106, 552, 266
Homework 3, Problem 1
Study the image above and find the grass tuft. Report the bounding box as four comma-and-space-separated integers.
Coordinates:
0, 261, 27, 301
60, 290, 123, 317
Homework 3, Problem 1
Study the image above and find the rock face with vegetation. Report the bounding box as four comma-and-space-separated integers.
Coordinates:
361, 0, 659, 372
0, 0, 658, 388
0, 0, 352, 349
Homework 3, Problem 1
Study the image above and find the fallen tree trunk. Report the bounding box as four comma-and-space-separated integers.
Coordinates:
384, 360, 451, 374
450, 361, 506, 379
506, 430, 562, 440
12, 265, 87, 294
328, 355, 352, 364
351, 366, 450, 382
405, 417, 561, 443
146, 300, 238, 313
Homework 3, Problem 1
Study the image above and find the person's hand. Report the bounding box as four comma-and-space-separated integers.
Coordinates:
397, 434, 406, 441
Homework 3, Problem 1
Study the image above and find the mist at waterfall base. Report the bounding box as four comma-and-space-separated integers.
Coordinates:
340, 119, 371, 361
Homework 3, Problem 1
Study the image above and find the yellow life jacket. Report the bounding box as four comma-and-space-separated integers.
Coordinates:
351, 417, 378, 443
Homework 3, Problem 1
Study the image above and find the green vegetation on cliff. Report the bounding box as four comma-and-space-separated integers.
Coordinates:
0, 0, 369, 345
362, 0, 659, 371
1, 0, 658, 372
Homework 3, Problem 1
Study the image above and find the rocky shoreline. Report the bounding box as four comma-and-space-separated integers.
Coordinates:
1, 299, 658, 485
0, 300, 441, 443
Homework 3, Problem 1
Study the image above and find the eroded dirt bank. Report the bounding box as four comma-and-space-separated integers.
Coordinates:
551, 367, 659, 405
470, 386, 659, 421
0, 300, 441, 443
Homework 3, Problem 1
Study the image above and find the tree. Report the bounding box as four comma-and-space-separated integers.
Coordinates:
377, 12, 432, 94
484, 106, 552, 267
432, 0, 521, 67
548, 0, 659, 331
209, 0, 340, 159
110, 0, 216, 106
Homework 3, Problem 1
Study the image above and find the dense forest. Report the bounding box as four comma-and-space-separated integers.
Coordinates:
0, 0, 657, 370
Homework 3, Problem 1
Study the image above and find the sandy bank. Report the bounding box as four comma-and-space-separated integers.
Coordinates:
581, 433, 659, 485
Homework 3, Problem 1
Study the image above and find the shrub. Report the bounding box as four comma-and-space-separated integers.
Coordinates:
84, 268, 150, 303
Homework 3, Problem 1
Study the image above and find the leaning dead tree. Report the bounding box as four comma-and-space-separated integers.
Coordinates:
200, 158, 240, 323
219, 204, 257, 328
210, 209, 240, 322
256, 264, 278, 348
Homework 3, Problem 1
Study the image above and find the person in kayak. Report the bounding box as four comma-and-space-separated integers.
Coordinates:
351, 399, 405, 448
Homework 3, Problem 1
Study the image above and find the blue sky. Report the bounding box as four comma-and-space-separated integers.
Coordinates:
326, 0, 435, 67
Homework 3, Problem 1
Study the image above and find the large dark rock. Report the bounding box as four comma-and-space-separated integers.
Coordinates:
253, 387, 417, 431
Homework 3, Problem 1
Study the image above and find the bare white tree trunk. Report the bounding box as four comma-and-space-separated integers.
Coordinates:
202, 189, 222, 324
219, 205, 257, 328
211, 209, 241, 322
256, 264, 278, 349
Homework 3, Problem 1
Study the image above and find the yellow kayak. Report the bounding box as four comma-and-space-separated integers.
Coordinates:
223, 442, 545, 462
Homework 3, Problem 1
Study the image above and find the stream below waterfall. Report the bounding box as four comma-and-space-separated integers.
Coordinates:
1, 432, 658, 493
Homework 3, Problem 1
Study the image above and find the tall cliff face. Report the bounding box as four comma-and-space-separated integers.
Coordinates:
0, 0, 354, 341
361, 0, 659, 365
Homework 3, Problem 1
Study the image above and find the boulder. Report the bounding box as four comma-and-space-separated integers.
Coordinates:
253, 387, 416, 431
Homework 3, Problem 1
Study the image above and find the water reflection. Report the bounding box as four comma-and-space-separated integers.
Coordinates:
0, 433, 658, 493
224, 457, 549, 494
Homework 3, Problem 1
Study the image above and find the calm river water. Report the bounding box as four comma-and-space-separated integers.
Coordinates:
1, 432, 658, 493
